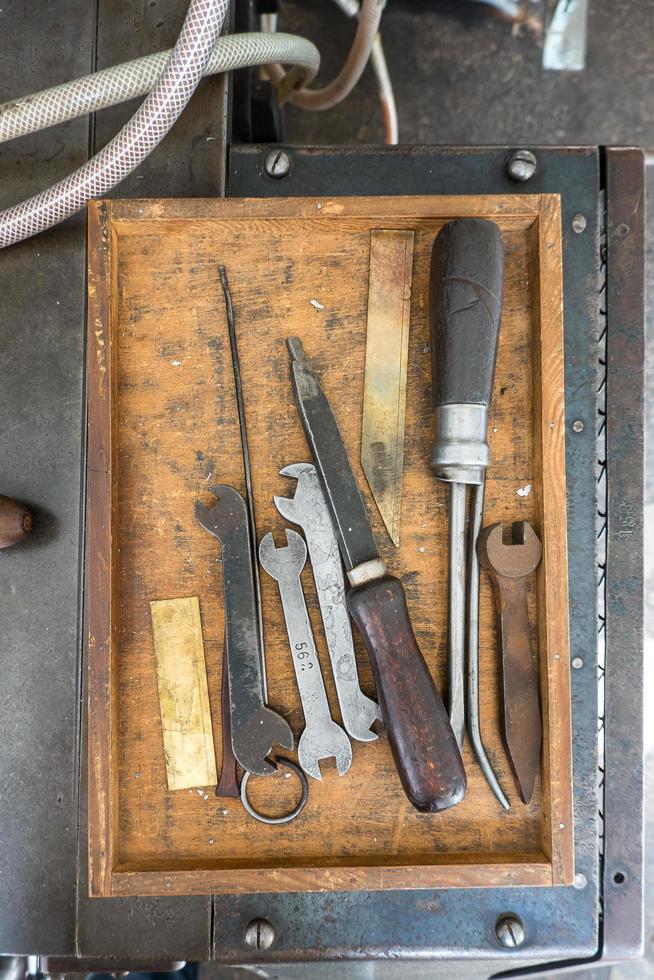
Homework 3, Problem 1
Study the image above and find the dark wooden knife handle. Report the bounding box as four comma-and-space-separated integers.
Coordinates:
347, 575, 466, 812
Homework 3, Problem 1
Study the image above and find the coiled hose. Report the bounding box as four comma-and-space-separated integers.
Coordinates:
0, 0, 230, 248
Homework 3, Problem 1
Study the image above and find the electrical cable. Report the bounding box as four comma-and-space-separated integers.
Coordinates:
371, 33, 398, 144
268, 0, 384, 111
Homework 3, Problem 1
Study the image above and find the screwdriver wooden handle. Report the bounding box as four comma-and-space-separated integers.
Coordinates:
429, 218, 504, 410
347, 575, 466, 812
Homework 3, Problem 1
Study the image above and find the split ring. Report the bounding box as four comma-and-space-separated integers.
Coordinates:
240, 757, 308, 825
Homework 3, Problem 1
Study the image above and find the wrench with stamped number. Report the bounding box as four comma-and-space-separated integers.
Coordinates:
274, 463, 381, 742
259, 528, 352, 780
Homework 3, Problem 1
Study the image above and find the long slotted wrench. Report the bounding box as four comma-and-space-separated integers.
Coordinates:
274, 463, 381, 742
195, 485, 294, 776
259, 529, 352, 780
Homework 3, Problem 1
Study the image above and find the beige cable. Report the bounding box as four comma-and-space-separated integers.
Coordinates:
269, 0, 384, 111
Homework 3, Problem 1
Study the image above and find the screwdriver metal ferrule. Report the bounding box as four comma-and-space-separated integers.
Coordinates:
347, 557, 387, 588
431, 403, 490, 485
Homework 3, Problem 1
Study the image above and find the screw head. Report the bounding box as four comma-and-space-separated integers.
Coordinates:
243, 918, 276, 950
264, 149, 291, 179
495, 914, 525, 948
572, 213, 587, 234
572, 656, 584, 669
572, 419, 584, 432
506, 150, 537, 182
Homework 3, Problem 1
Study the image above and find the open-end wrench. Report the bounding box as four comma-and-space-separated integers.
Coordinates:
195, 485, 294, 777
274, 463, 381, 743
259, 529, 352, 780
477, 520, 543, 804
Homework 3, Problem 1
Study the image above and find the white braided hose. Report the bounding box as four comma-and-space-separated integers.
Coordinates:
0, 0, 229, 248
268, 0, 384, 110
0, 33, 320, 145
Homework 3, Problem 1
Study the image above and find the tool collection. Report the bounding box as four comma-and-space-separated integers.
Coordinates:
155, 220, 546, 824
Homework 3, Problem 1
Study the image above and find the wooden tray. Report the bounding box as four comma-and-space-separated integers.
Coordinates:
87, 194, 572, 897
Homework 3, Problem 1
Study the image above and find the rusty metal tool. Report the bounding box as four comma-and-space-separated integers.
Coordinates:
215, 644, 240, 799
360, 229, 414, 547
205, 268, 304, 822
196, 486, 294, 776
274, 462, 381, 742
259, 529, 353, 780
429, 218, 509, 810
477, 521, 543, 804
287, 337, 465, 813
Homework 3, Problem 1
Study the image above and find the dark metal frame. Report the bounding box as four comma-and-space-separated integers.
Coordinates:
218, 144, 644, 970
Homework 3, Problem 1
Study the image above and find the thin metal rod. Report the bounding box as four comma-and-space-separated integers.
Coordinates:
219, 265, 268, 702
466, 480, 510, 810
448, 482, 467, 748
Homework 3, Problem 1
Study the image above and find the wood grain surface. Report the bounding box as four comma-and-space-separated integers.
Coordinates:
86, 194, 573, 896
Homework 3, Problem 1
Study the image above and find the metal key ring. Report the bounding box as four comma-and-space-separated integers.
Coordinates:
240, 757, 309, 825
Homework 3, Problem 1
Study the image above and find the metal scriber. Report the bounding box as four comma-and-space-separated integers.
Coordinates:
274, 462, 381, 742
287, 337, 465, 813
429, 218, 509, 808
259, 529, 352, 780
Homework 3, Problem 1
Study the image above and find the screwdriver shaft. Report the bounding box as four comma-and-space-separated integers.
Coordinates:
466, 480, 510, 809
448, 482, 466, 748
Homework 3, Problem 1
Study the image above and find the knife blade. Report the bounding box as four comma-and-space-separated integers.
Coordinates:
286, 337, 466, 813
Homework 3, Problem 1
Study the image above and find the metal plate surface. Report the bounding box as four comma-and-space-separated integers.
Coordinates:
602, 147, 645, 961
221, 145, 602, 964
0, 2, 95, 956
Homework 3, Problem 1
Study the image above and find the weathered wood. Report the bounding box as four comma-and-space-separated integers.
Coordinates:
87, 193, 572, 896
150, 597, 217, 791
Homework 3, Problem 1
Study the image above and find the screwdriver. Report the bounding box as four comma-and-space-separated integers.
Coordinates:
429, 218, 510, 809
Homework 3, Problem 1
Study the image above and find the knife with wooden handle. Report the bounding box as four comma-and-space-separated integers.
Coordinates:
287, 337, 466, 813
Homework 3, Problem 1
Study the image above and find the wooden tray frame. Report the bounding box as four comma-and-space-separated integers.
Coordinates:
87, 194, 572, 897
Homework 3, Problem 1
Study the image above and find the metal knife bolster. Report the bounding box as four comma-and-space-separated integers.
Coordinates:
431, 403, 490, 486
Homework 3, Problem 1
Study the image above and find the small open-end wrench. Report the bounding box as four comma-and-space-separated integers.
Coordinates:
259, 529, 353, 780
477, 520, 543, 804
274, 462, 381, 743
195, 485, 294, 777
